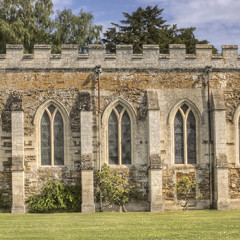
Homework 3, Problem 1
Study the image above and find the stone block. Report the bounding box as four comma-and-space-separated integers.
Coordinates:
222, 45, 238, 59
169, 44, 186, 59
196, 44, 212, 59
81, 170, 95, 213
149, 169, 163, 212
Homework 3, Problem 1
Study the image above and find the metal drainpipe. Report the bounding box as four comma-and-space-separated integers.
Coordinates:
206, 65, 213, 208
96, 65, 102, 211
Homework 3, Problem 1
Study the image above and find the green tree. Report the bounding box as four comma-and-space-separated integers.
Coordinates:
177, 176, 199, 210
0, 1, 102, 54
102, 5, 216, 54
52, 8, 102, 53
0, 0, 54, 53
103, 5, 167, 53
97, 164, 139, 212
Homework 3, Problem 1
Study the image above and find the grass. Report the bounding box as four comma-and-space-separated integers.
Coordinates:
0, 210, 240, 239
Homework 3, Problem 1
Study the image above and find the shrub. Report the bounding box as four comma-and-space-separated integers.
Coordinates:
97, 163, 142, 212
27, 180, 81, 213
177, 176, 198, 210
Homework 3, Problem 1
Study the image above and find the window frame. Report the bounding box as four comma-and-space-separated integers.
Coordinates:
40, 105, 64, 166
101, 99, 136, 168
108, 104, 132, 165
34, 100, 70, 168
171, 102, 199, 165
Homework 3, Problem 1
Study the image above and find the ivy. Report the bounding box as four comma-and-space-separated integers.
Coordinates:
27, 180, 81, 213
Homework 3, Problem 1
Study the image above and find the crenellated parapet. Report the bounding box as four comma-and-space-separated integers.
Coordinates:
0, 44, 240, 70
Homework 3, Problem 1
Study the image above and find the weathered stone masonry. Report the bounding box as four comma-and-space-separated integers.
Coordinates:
0, 44, 240, 213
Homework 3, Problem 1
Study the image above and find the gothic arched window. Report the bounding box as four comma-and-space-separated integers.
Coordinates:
41, 105, 64, 166
108, 104, 131, 165
174, 104, 196, 164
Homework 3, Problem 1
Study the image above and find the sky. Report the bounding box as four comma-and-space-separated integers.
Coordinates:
52, 0, 240, 53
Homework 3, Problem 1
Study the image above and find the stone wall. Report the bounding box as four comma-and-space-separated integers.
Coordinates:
229, 168, 240, 199
24, 156, 81, 201
0, 158, 11, 210
0, 44, 240, 212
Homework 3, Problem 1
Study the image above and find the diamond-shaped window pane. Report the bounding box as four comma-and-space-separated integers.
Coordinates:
121, 111, 131, 165
187, 111, 196, 164
108, 111, 118, 164
54, 111, 64, 165
174, 111, 184, 164
41, 111, 51, 165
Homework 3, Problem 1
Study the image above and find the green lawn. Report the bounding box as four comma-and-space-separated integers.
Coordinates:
0, 210, 239, 239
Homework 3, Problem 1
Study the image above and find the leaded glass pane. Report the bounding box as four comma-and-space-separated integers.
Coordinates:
54, 111, 64, 165
41, 111, 51, 165
121, 111, 131, 165
187, 111, 196, 164
108, 111, 118, 164
115, 105, 123, 114
174, 111, 184, 164
181, 104, 189, 114
48, 105, 56, 115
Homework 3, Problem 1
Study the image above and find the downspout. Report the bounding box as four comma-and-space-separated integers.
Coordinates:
96, 65, 102, 211
206, 65, 213, 208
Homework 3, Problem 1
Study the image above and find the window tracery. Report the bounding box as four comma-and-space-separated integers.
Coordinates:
174, 104, 196, 164
41, 104, 64, 166
108, 104, 131, 165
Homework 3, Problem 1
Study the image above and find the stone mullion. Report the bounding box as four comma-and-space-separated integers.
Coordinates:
184, 109, 190, 164
51, 110, 57, 166
183, 116, 188, 164
46, 108, 55, 166
118, 118, 121, 165
118, 109, 124, 165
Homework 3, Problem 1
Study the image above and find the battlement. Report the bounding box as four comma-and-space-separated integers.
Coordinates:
0, 44, 240, 70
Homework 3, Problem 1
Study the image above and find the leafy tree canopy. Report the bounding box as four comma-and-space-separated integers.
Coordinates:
0, 0, 102, 53
102, 5, 217, 54
97, 164, 142, 212
0, 3, 216, 54
0, 0, 54, 53
52, 8, 102, 53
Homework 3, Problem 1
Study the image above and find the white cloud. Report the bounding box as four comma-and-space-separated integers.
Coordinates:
135, 0, 240, 51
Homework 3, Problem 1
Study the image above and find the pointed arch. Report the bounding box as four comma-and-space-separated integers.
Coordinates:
102, 97, 137, 125
34, 99, 69, 126
101, 98, 136, 166
34, 99, 70, 167
167, 98, 201, 126
168, 99, 201, 165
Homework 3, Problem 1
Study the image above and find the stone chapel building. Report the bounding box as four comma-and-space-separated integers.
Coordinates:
0, 44, 239, 213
